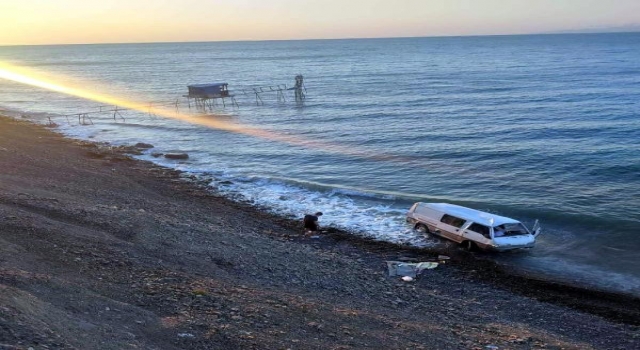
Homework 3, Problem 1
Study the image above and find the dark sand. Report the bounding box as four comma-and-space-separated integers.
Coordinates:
1, 115, 639, 349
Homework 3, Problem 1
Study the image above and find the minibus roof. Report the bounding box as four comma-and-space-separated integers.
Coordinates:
422, 203, 521, 227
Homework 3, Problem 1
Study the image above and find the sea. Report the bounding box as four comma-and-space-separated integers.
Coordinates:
1, 33, 639, 296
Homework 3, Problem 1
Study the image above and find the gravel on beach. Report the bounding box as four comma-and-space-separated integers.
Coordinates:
1, 115, 639, 349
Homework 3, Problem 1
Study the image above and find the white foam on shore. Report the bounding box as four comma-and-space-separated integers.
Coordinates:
123, 141, 430, 246
201, 173, 430, 247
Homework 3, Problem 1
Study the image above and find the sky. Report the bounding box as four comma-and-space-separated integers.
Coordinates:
1, 0, 639, 45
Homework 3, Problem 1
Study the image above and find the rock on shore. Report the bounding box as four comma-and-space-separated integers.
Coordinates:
164, 152, 189, 160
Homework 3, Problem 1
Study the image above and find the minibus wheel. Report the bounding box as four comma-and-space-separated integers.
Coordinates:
414, 223, 429, 234
461, 240, 476, 252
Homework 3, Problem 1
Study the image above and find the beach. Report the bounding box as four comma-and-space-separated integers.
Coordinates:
3, 36, 640, 295
0, 114, 639, 349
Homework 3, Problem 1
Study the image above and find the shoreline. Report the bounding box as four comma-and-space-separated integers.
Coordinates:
47, 115, 639, 300
1, 115, 639, 349
5, 110, 639, 299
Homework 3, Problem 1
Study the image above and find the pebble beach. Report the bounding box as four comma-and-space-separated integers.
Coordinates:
1, 115, 639, 349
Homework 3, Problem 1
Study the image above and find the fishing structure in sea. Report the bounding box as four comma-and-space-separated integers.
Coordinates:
38, 75, 307, 126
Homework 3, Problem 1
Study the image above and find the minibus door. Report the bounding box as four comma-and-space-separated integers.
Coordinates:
532, 219, 542, 237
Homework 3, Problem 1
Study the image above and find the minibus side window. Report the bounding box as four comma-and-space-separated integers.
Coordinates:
440, 214, 465, 228
468, 223, 491, 238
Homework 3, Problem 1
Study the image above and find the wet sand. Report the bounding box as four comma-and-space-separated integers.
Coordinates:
0, 115, 639, 349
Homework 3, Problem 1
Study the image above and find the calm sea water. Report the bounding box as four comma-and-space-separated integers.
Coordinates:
1, 33, 639, 295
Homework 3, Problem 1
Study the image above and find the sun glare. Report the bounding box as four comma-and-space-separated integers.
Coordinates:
0, 62, 284, 134
0, 62, 409, 164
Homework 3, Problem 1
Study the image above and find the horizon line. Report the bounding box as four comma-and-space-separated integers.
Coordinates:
2, 29, 639, 48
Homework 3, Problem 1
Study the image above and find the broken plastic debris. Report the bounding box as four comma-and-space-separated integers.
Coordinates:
401, 276, 414, 282
386, 261, 439, 278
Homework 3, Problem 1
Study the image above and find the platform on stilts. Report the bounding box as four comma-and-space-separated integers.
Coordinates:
184, 83, 239, 111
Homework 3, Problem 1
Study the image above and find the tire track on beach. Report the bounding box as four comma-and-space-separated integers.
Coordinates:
0, 195, 137, 242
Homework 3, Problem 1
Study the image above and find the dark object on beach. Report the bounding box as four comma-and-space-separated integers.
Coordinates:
303, 212, 323, 232
134, 142, 154, 149
113, 145, 143, 155
46, 117, 57, 127
151, 152, 164, 158
164, 153, 189, 160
